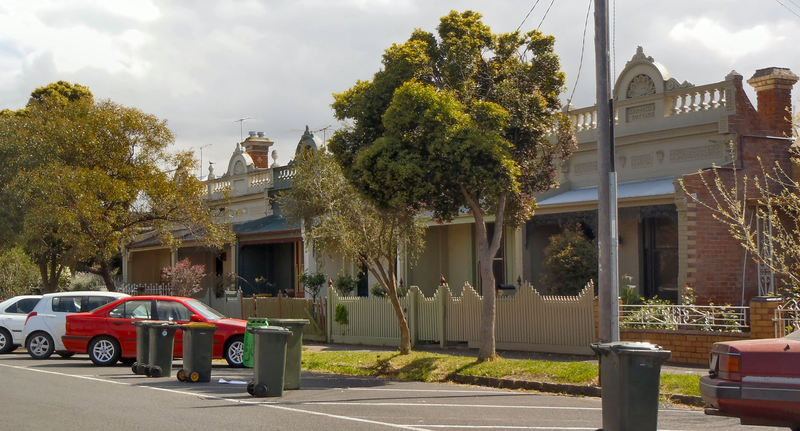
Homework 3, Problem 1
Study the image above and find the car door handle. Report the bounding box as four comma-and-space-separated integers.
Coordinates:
112, 321, 123, 326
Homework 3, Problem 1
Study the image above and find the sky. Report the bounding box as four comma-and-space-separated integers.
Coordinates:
1, 0, 798, 177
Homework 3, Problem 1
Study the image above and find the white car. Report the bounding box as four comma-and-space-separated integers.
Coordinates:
0, 295, 42, 353
23, 291, 129, 359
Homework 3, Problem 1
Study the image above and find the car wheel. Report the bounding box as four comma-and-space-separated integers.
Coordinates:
27, 332, 54, 359
0, 328, 13, 354
88, 336, 121, 366
57, 351, 75, 358
224, 335, 244, 367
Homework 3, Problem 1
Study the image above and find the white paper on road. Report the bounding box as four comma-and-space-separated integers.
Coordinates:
218, 378, 247, 384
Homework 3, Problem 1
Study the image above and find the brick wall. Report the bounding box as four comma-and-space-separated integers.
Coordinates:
596, 296, 783, 365
620, 328, 749, 365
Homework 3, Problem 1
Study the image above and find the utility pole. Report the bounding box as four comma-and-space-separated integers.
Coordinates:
595, 0, 619, 342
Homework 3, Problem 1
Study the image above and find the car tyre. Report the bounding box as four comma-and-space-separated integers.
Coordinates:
0, 328, 13, 354
27, 332, 55, 359
88, 336, 121, 366
224, 335, 244, 368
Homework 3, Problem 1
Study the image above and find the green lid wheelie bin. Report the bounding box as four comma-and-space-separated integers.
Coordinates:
243, 317, 269, 368
131, 320, 158, 375
177, 322, 218, 383
147, 322, 179, 378
591, 342, 671, 431
268, 318, 309, 390
246, 326, 291, 397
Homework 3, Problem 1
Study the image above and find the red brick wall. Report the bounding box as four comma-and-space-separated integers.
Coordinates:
597, 297, 783, 365
678, 74, 794, 305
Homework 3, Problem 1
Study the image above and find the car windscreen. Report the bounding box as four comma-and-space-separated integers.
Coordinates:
184, 299, 226, 321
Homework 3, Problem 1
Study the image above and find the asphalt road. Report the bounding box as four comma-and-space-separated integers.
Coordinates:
0, 350, 785, 431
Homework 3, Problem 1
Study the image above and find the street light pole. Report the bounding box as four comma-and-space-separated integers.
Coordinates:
595, 0, 619, 342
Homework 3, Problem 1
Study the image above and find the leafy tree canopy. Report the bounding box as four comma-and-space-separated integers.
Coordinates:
0, 82, 231, 291
328, 10, 574, 360
329, 10, 575, 226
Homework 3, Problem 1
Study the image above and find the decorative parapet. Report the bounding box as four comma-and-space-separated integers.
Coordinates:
567, 79, 736, 133
206, 168, 274, 200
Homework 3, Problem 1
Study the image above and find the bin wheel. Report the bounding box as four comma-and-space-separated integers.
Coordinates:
190, 372, 200, 382
177, 369, 186, 382
150, 366, 162, 378
247, 380, 255, 395
132, 362, 139, 375
253, 383, 268, 397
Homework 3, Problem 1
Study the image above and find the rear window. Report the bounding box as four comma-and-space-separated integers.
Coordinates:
4, 298, 40, 314
52, 296, 118, 313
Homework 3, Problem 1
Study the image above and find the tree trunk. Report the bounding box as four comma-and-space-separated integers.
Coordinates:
387, 288, 412, 354
98, 261, 117, 292
477, 244, 498, 361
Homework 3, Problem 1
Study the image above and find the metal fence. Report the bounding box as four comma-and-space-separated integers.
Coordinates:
117, 283, 173, 296
774, 299, 800, 337
620, 304, 749, 332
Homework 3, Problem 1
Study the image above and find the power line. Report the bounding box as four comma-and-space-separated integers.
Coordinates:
784, 0, 800, 11
537, 0, 557, 30
774, 0, 800, 19
517, 0, 543, 32
567, 0, 593, 106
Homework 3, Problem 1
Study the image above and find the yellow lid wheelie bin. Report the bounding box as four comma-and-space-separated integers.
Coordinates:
177, 322, 218, 383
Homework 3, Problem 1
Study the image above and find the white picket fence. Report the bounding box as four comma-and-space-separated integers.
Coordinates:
325, 283, 595, 355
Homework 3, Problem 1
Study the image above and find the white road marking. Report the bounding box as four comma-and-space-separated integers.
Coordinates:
0, 363, 430, 431
406, 427, 687, 431
347, 387, 512, 394
308, 401, 602, 410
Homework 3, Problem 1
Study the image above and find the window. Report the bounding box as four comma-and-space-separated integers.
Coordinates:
156, 300, 192, 322
52, 297, 81, 313
5, 298, 40, 314
83, 296, 116, 312
109, 300, 152, 319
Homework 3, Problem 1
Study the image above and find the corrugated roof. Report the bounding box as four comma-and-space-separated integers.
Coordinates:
233, 215, 299, 235
537, 177, 675, 207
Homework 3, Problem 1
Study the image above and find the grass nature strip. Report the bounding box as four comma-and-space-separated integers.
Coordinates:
301, 350, 701, 397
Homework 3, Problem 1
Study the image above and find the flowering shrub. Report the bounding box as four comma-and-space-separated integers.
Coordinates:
161, 258, 206, 297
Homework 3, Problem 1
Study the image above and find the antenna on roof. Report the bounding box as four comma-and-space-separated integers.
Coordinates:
234, 117, 252, 142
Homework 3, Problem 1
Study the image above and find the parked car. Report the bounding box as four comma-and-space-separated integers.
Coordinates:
700, 331, 800, 430
62, 296, 247, 367
23, 291, 129, 359
0, 295, 42, 353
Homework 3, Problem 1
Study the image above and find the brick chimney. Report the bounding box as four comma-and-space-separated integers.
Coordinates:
747, 67, 798, 137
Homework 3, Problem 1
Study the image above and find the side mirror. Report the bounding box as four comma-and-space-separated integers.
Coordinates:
190, 314, 204, 322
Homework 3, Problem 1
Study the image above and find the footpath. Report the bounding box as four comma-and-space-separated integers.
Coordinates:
303, 342, 707, 407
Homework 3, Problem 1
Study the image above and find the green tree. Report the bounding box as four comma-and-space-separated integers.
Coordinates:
540, 225, 597, 295
0, 82, 232, 292
279, 147, 424, 354
0, 247, 41, 298
329, 10, 574, 360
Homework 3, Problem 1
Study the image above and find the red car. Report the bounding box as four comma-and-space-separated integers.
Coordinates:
700, 331, 800, 430
62, 296, 246, 367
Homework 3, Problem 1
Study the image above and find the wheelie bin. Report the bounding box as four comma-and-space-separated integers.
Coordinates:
246, 326, 291, 397
591, 342, 671, 431
243, 317, 269, 368
177, 322, 218, 383
131, 320, 158, 375
268, 318, 309, 390
147, 322, 179, 378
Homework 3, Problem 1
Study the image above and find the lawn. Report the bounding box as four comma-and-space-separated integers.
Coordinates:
301, 349, 701, 397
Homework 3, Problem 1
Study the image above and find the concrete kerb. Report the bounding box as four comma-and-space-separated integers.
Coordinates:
303, 342, 706, 407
